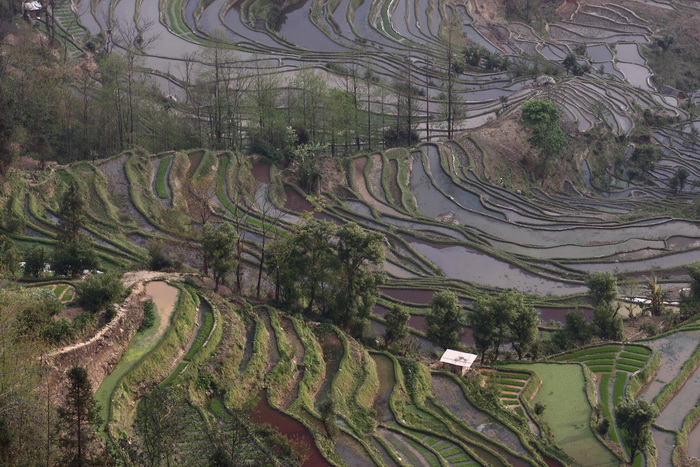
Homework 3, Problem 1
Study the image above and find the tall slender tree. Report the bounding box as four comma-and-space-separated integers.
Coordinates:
56, 367, 103, 466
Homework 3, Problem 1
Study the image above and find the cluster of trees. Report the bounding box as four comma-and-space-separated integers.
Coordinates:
562, 53, 592, 76
551, 272, 623, 350
520, 99, 567, 180
627, 144, 662, 181
267, 218, 385, 332
462, 45, 510, 72
468, 290, 539, 362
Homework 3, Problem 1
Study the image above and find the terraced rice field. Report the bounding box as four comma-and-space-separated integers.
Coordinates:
505, 363, 619, 466
14, 0, 700, 465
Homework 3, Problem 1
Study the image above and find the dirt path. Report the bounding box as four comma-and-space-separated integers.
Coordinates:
49, 272, 185, 358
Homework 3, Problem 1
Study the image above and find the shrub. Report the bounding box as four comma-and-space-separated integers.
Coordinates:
534, 402, 546, 415
597, 418, 610, 436
76, 273, 127, 314
140, 299, 157, 331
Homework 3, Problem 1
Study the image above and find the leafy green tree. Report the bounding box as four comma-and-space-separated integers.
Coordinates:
469, 295, 498, 362
56, 366, 103, 466
520, 99, 567, 179
586, 271, 618, 306
58, 184, 86, 243
0, 234, 19, 278
552, 310, 593, 350
23, 245, 48, 277
202, 222, 238, 291
334, 223, 385, 327
680, 262, 700, 318
426, 290, 465, 349
292, 218, 337, 314
75, 273, 126, 314
51, 237, 99, 278
470, 290, 538, 361
615, 398, 658, 462
384, 304, 410, 347
509, 298, 540, 360
592, 301, 624, 341
669, 166, 689, 192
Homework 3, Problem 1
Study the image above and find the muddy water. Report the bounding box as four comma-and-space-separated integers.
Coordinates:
145, 281, 179, 334
652, 428, 674, 467
381, 287, 436, 304
639, 331, 700, 402
430, 374, 529, 457
688, 423, 700, 460
656, 361, 700, 430
335, 433, 376, 466
406, 237, 585, 295
371, 354, 397, 422
276, 0, 346, 51
423, 145, 505, 219
251, 161, 271, 183
251, 391, 330, 466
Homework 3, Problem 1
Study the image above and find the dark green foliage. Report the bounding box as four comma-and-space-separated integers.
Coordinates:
0, 200, 26, 234
384, 304, 410, 346
534, 402, 546, 415
267, 220, 384, 329
383, 126, 419, 148
0, 234, 19, 277
426, 290, 464, 349
58, 184, 87, 243
148, 240, 175, 271
140, 299, 157, 331
520, 99, 567, 178
628, 144, 662, 180
202, 222, 238, 290
319, 399, 338, 439
469, 289, 538, 362
51, 237, 99, 278
23, 245, 47, 277
592, 301, 624, 341
669, 166, 690, 192
586, 271, 617, 306
615, 398, 658, 461
56, 366, 104, 466
75, 273, 127, 314
462, 45, 509, 71
597, 418, 610, 436
680, 262, 700, 318
552, 311, 593, 350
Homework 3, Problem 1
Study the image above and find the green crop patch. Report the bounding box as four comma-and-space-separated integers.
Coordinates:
623, 346, 652, 355
588, 365, 613, 373
612, 372, 628, 405
505, 363, 618, 466
615, 364, 638, 373
581, 359, 615, 368
616, 358, 645, 368
618, 352, 648, 362
155, 156, 172, 199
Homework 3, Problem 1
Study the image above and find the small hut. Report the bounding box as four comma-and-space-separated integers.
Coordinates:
440, 349, 477, 376
22, 1, 43, 20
